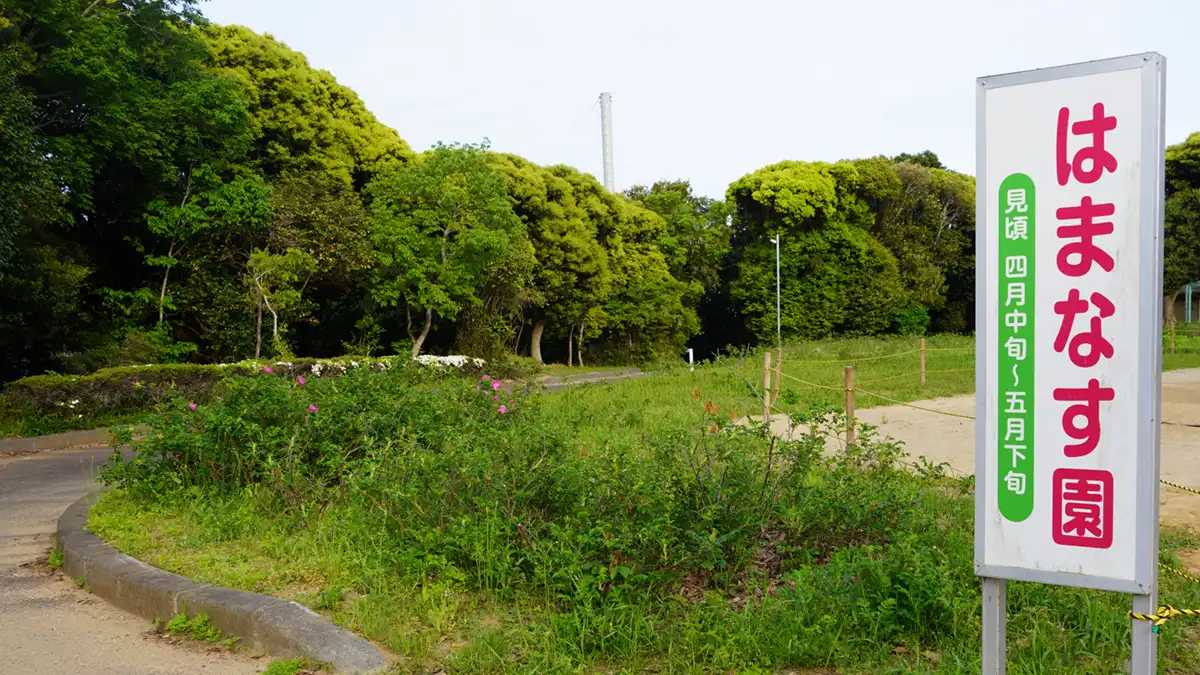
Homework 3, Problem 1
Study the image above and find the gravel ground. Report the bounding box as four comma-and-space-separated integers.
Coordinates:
0, 446, 264, 675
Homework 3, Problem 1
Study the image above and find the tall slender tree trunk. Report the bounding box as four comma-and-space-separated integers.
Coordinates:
262, 291, 279, 353
411, 307, 433, 357
514, 322, 525, 356
567, 331, 573, 368
577, 319, 586, 367
1166, 290, 1182, 324
157, 241, 176, 325
531, 319, 545, 364
255, 293, 263, 359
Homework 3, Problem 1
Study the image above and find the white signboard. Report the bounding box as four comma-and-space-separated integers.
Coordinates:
975, 54, 1165, 594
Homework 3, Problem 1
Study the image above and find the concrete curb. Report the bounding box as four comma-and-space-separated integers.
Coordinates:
0, 428, 118, 454
56, 494, 389, 674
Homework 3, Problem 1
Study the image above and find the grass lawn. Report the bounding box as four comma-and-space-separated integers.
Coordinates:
79, 335, 1200, 673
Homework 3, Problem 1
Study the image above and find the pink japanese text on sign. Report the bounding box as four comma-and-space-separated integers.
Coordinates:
1051, 103, 1119, 549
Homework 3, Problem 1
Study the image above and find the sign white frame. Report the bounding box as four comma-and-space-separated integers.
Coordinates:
974, 52, 1166, 674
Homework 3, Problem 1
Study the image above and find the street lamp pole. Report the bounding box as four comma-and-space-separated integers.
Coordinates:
768, 234, 782, 408
770, 235, 781, 348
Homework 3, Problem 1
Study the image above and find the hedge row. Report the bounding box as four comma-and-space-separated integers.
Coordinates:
0, 355, 527, 434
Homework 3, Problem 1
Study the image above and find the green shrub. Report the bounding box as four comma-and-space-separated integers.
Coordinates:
890, 301, 931, 335
101, 366, 926, 614
100, 365, 524, 497
0, 355, 482, 437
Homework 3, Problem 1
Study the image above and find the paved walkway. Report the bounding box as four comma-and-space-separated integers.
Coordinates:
0, 445, 261, 675
537, 367, 645, 391
761, 368, 1200, 529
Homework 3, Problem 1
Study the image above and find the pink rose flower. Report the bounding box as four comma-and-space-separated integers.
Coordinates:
498, 405, 508, 414
307, 405, 319, 413
188, 402, 197, 411
297, 375, 306, 386
492, 381, 501, 391
262, 366, 273, 373
481, 375, 491, 381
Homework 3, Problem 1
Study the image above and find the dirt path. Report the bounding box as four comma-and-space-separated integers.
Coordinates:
0, 446, 263, 675
785, 368, 1200, 529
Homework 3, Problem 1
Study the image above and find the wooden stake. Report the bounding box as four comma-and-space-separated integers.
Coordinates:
763, 351, 772, 423
920, 338, 927, 386
845, 365, 855, 447
772, 346, 783, 405
1170, 321, 1176, 355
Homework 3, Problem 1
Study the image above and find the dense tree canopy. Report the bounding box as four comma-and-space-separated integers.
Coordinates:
5, 1, 1199, 382
202, 24, 411, 189
367, 142, 529, 357
1165, 133, 1200, 321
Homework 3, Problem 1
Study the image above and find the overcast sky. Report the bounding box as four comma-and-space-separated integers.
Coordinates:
201, 0, 1199, 199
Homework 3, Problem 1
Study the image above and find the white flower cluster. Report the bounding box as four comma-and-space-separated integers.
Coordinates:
56, 399, 82, 409
413, 355, 486, 369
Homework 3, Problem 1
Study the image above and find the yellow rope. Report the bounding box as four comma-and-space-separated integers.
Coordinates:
857, 370, 923, 385
1160, 562, 1200, 586
924, 368, 974, 374
774, 370, 845, 392
854, 388, 977, 421
1162, 479, 1200, 497
845, 348, 922, 362
780, 348, 922, 364
1130, 605, 1200, 627
777, 356, 851, 364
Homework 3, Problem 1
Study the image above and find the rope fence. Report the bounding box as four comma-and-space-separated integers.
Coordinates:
855, 388, 977, 420
772, 338, 969, 395
856, 370, 923, 385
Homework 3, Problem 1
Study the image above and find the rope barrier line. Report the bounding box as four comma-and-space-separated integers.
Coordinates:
924, 368, 974, 375
774, 370, 845, 393
1160, 562, 1200, 586
1161, 479, 1200, 497
1130, 605, 1200, 627
923, 346, 974, 352
854, 388, 977, 420
779, 348, 923, 365
779, 355, 854, 364
845, 348, 922, 362
857, 370, 923, 385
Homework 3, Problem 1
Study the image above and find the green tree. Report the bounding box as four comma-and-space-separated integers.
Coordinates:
201, 24, 412, 188
266, 171, 375, 355
891, 150, 946, 170
874, 161, 976, 333
143, 174, 272, 324
599, 232, 698, 362
368, 142, 527, 357
727, 160, 906, 341
1164, 133, 1200, 322
0, 0, 246, 379
625, 180, 731, 297
492, 154, 610, 364
244, 247, 317, 358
